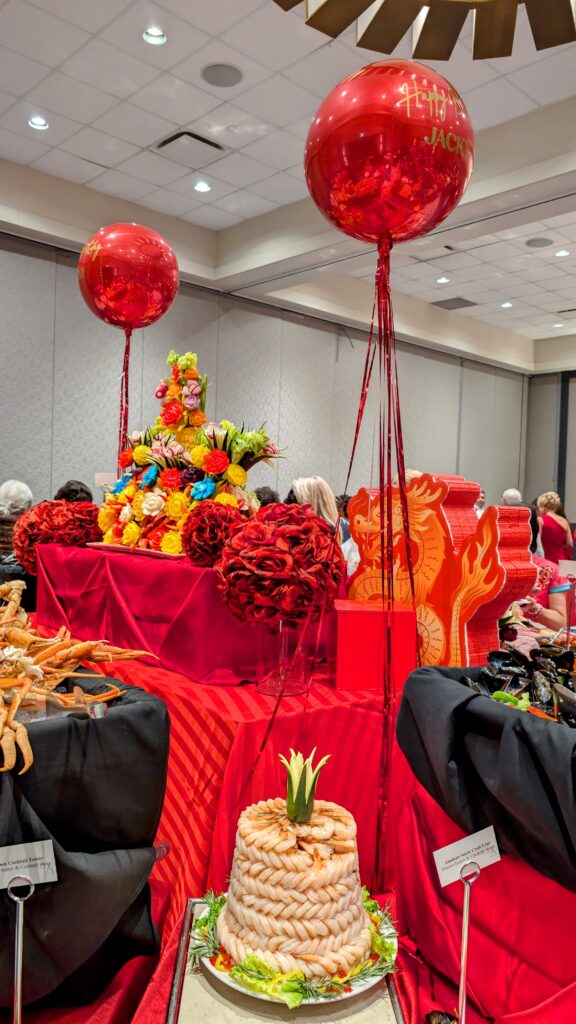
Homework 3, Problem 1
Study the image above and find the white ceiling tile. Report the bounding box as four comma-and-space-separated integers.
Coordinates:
117, 149, 188, 184
201, 150, 271, 186
214, 189, 277, 217
61, 127, 138, 167
89, 169, 153, 200
455, 234, 500, 250
432, 251, 481, 271
186, 102, 273, 150
544, 212, 576, 229
464, 78, 537, 131
0, 2, 89, 66
93, 103, 177, 148
224, 4, 327, 71
156, 0, 266, 37
31, 149, 103, 183
26, 72, 118, 123
240, 130, 304, 170
0, 100, 82, 146
249, 170, 309, 203
484, 5, 571, 74
138, 188, 199, 216
509, 48, 576, 106
61, 39, 159, 99
282, 40, 357, 96
168, 172, 236, 201
130, 74, 219, 125
284, 114, 313, 141
26, 0, 133, 33
423, 43, 500, 95
287, 164, 305, 183
234, 75, 319, 127
173, 40, 271, 100
182, 206, 242, 230
99, 4, 209, 71
0, 46, 49, 97
0, 125, 49, 163
0, 92, 15, 116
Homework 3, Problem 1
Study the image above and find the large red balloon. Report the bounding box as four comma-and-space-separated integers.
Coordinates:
305, 60, 474, 245
78, 222, 179, 332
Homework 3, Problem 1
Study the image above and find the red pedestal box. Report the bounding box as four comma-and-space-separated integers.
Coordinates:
334, 600, 417, 692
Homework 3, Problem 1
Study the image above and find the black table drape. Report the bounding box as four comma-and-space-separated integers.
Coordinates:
396, 665, 576, 895
0, 674, 169, 1007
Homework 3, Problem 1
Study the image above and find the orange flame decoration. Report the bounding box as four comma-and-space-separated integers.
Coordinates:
347, 473, 537, 666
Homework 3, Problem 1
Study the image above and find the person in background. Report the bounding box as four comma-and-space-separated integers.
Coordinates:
336, 494, 351, 543
514, 503, 568, 631
0, 480, 33, 558
254, 486, 279, 507
288, 477, 342, 539
502, 488, 522, 504
537, 491, 572, 565
54, 480, 93, 503
474, 488, 486, 518
0, 480, 35, 609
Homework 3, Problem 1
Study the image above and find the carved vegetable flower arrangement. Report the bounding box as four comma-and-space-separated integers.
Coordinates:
279, 747, 330, 823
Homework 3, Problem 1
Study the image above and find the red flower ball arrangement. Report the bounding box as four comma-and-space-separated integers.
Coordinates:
182, 501, 244, 568
215, 503, 345, 631
13, 500, 101, 575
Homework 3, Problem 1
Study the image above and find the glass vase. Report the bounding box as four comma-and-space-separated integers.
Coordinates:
256, 619, 312, 696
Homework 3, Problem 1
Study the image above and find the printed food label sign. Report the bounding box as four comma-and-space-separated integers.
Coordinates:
433, 826, 500, 887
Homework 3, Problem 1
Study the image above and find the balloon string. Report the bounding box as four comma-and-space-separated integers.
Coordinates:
117, 328, 132, 470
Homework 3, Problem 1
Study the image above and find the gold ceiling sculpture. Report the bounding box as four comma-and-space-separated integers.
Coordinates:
273, 0, 576, 59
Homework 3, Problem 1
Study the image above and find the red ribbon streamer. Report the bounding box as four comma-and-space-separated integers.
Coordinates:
117, 328, 132, 471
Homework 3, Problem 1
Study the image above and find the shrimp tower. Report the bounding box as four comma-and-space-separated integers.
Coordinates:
217, 750, 372, 978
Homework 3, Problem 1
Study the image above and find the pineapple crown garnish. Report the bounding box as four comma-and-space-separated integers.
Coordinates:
279, 748, 330, 823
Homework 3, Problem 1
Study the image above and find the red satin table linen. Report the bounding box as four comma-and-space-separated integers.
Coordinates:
391, 745, 576, 1023
36, 545, 336, 685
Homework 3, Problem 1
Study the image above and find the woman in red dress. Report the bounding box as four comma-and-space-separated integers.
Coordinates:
537, 491, 572, 564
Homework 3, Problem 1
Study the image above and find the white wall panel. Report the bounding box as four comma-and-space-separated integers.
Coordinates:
0, 241, 55, 503
459, 360, 526, 504
524, 374, 559, 505
396, 346, 461, 477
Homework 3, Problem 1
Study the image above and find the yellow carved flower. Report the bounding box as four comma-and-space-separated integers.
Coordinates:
98, 505, 116, 532
175, 426, 198, 450
161, 530, 183, 555
102, 528, 116, 545
132, 444, 152, 466
165, 491, 190, 520
190, 444, 209, 468
122, 522, 141, 547
214, 493, 239, 508
124, 481, 137, 499
226, 464, 247, 488
168, 382, 181, 399
131, 491, 146, 522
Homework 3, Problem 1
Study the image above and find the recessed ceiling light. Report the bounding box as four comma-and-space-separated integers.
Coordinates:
555, 249, 570, 257
554, 322, 565, 328
501, 301, 513, 308
28, 115, 48, 130
525, 237, 553, 249
194, 180, 211, 193
143, 26, 167, 45
201, 63, 243, 88
436, 276, 450, 284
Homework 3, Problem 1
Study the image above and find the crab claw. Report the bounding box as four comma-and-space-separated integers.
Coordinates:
0, 727, 16, 772
10, 722, 33, 775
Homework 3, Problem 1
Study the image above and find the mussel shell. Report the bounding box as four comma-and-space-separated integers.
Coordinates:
531, 670, 554, 711
553, 682, 576, 726
463, 675, 492, 697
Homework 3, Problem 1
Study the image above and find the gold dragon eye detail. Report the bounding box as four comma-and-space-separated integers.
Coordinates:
272, 0, 576, 60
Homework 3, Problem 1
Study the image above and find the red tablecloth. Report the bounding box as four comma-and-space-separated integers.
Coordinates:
36, 545, 336, 685
391, 745, 576, 1023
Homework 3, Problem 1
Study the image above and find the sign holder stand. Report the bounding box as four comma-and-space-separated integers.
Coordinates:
458, 861, 480, 1024
7, 875, 35, 1024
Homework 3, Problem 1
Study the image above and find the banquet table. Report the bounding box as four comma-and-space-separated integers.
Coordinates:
36, 545, 336, 686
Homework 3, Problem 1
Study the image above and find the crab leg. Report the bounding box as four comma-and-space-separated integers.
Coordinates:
9, 722, 33, 775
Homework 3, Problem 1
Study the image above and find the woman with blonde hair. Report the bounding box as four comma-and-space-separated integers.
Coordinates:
537, 491, 572, 564
288, 477, 341, 536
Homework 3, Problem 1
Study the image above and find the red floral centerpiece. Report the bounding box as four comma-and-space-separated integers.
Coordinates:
215, 503, 345, 632
13, 501, 100, 574
182, 501, 244, 568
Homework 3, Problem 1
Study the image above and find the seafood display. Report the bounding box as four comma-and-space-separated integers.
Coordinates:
462, 645, 576, 725
189, 750, 397, 1008
0, 581, 148, 774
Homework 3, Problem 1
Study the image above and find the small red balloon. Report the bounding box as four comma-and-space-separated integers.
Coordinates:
78, 222, 179, 332
305, 60, 474, 245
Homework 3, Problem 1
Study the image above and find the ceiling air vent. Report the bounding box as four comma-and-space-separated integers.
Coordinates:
156, 130, 225, 169
433, 297, 478, 311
